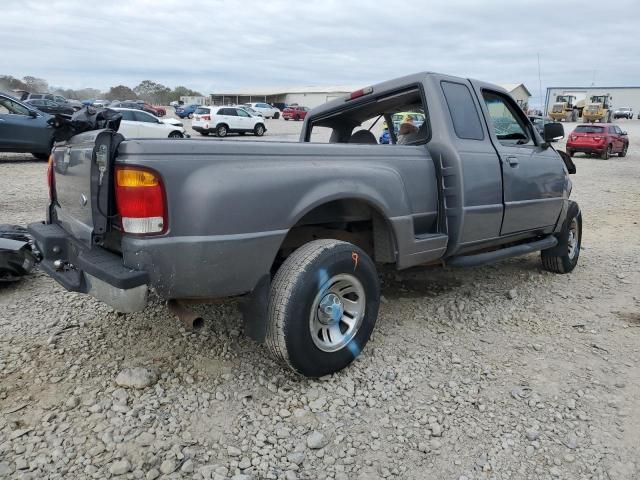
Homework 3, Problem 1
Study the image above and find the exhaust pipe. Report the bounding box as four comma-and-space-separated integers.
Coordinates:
167, 300, 205, 331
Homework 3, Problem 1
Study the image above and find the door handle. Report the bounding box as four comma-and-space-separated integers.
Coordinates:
505, 156, 519, 167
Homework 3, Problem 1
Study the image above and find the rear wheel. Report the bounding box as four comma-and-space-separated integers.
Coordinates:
216, 124, 228, 137
188, 113, 194, 119
566, 149, 574, 157
284, 117, 289, 121
601, 144, 612, 159
266, 240, 380, 377
273, 112, 280, 119
541, 201, 581, 274
254, 123, 265, 137
168, 131, 183, 138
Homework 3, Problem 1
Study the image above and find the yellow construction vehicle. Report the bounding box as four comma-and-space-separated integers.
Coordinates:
582, 94, 613, 123
549, 95, 582, 122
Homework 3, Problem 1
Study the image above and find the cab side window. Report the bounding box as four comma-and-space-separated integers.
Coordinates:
482, 91, 532, 146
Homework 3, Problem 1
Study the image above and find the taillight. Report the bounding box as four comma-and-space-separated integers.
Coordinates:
592, 136, 602, 142
202, 115, 211, 121
47, 154, 56, 201
115, 167, 167, 235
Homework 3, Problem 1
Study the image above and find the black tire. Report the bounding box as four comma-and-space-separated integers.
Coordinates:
294, 115, 300, 121
266, 239, 380, 377
273, 112, 280, 119
254, 124, 265, 137
188, 113, 194, 119
32, 152, 49, 161
566, 149, 574, 157
168, 131, 183, 138
215, 124, 228, 137
284, 117, 289, 121
619, 144, 628, 157
199, 131, 210, 136
541, 201, 581, 274
601, 144, 611, 160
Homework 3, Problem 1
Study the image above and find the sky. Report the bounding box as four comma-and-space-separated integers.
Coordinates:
2, 0, 640, 107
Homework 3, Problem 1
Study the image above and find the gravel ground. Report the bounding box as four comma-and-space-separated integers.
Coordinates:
0, 119, 639, 480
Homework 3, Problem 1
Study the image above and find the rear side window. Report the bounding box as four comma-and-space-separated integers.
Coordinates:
441, 81, 484, 140
119, 110, 135, 121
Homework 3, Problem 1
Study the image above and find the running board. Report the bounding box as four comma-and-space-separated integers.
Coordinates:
446, 236, 558, 268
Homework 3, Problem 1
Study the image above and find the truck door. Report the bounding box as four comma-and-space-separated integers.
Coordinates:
477, 88, 565, 234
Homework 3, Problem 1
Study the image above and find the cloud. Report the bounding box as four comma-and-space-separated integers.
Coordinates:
2, 0, 640, 105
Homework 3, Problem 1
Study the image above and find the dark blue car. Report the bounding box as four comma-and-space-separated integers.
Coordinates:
175, 104, 201, 119
0, 92, 53, 160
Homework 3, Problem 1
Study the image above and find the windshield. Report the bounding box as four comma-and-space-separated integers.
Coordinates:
575, 125, 604, 133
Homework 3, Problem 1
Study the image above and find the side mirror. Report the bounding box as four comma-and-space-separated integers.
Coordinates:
28, 109, 38, 118
543, 122, 564, 142
621, 131, 627, 135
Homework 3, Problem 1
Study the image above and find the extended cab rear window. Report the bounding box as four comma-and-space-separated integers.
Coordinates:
574, 125, 604, 133
441, 81, 484, 140
306, 88, 429, 146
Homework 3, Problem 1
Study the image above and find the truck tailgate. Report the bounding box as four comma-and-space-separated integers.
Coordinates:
51, 129, 120, 246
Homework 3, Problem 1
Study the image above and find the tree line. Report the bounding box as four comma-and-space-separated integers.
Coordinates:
0, 75, 202, 104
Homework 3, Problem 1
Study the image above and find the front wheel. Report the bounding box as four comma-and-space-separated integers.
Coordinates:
254, 124, 265, 136
168, 131, 183, 138
266, 240, 380, 377
541, 201, 581, 274
273, 112, 280, 119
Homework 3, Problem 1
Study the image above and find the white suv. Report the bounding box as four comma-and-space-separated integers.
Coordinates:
244, 102, 280, 119
192, 106, 267, 137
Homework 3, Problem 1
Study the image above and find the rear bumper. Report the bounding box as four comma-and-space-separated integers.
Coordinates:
566, 143, 605, 153
28, 222, 148, 312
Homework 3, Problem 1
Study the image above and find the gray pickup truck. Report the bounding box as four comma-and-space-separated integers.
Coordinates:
29, 72, 580, 377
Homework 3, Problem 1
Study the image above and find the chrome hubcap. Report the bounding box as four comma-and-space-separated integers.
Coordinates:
567, 218, 578, 259
309, 274, 365, 353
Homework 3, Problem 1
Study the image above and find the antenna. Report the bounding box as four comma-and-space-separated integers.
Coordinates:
538, 53, 544, 120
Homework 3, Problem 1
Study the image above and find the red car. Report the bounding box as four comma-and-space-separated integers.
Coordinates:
136, 101, 166, 117
283, 105, 309, 121
566, 124, 629, 159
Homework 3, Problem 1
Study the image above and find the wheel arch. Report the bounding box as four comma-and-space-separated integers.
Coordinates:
274, 196, 398, 269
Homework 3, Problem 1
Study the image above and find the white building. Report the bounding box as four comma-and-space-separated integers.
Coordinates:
545, 86, 640, 116
499, 84, 532, 110
209, 86, 362, 109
